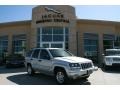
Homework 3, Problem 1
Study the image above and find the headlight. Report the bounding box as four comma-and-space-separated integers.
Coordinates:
69, 63, 81, 69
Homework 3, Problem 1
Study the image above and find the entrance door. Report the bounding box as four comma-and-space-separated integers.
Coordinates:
41, 42, 64, 49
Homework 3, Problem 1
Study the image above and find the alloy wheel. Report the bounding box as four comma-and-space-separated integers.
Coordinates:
56, 71, 65, 84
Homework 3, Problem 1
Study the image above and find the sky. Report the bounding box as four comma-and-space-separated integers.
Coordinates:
0, 5, 120, 23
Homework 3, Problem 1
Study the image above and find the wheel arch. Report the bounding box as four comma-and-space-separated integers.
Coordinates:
53, 66, 67, 75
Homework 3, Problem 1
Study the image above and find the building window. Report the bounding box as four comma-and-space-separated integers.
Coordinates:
42, 35, 52, 42
37, 27, 69, 49
0, 36, 8, 56
53, 27, 63, 34
114, 36, 120, 48
12, 34, 26, 55
84, 33, 99, 63
103, 34, 115, 51
53, 35, 64, 41
65, 27, 69, 50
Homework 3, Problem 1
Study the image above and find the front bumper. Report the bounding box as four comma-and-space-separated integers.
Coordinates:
66, 67, 98, 79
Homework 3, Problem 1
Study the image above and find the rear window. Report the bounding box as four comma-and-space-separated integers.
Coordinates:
26, 50, 33, 57
32, 49, 40, 58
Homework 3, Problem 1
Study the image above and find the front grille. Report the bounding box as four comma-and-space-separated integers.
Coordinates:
81, 63, 92, 70
113, 58, 120, 62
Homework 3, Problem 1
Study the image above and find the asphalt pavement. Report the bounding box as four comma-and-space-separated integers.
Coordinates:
0, 66, 120, 85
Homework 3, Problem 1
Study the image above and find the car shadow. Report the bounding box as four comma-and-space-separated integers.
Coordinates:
68, 79, 91, 85
7, 73, 91, 85
101, 66, 120, 74
0, 66, 26, 74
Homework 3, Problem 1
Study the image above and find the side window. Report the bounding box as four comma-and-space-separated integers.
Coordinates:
26, 50, 33, 57
32, 49, 40, 58
40, 50, 50, 60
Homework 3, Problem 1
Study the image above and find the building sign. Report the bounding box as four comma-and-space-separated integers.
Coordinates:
36, 7, 70, 24
44, 7, 61, 14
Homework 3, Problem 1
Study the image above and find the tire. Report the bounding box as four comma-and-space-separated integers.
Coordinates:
27, 64, 34, 76
55, 69, 68, 84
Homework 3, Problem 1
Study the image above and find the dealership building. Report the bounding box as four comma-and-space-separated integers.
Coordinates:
0, 5, 120, 64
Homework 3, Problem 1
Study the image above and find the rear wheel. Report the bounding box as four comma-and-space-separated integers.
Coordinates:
55, 69, 68, 84
27, 64, 34, 75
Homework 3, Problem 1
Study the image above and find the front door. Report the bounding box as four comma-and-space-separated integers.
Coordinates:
38, 49, 52, 74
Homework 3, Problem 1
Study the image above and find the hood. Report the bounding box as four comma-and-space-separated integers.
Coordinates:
54, 56, 92, 63
105, 55, 120, 58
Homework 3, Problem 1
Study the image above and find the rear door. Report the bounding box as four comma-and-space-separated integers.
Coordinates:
25, 50, 33, 66
30, 49, 40, 70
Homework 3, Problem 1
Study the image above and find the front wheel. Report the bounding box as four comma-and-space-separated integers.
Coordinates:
55, 69, 68, 84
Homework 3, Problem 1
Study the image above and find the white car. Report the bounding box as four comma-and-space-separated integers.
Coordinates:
25, 48, 98, 84
103, 49, 120, 69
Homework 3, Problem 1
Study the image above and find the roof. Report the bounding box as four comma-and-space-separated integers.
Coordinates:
77, 19, 120, 26
0, 19, 120, 27
0, 20, 31, 27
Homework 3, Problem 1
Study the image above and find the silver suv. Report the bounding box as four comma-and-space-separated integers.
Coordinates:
25, 48, 98, 84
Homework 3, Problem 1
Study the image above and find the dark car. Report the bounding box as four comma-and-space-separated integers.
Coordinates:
6, 54, 25, 68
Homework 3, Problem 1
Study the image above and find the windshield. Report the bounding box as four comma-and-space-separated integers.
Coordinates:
106, 50, 120, 56
49, 49, 73, 57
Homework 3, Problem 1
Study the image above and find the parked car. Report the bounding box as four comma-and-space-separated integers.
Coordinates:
102, 49, 120, 69
6, 54, 25, 68
25, 48, 98, 84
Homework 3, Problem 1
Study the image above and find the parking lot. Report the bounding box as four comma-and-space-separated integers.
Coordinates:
0, 66, 120, 85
